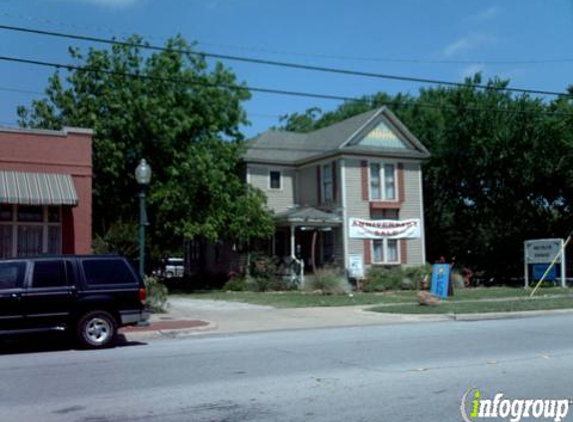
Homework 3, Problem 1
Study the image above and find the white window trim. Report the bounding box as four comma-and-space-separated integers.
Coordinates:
321, 163, 334, 203
0, 205, 62, 257
371, 238, 401, 265
368, 160, 398, 202
268, 169, 283, 191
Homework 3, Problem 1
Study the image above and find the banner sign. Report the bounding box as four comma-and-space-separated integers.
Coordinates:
431, 264, 450, 299
349, 218, 421, 239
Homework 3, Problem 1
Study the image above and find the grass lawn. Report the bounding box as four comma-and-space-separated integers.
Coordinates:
178, 287, 573, 310
179, 291, 410, 308
371, 296, 573, 315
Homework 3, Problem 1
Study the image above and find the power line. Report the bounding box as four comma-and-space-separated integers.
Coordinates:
2, 12, 570, 66
1, 54, 572, 118
0, 54, 360, 102
0, 23, 571, 99
0, 85, 43, 95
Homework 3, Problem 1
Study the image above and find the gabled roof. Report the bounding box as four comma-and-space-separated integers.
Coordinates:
244, 106, 430, 165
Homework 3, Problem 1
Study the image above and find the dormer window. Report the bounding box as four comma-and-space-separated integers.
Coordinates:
269, 170, 281, 190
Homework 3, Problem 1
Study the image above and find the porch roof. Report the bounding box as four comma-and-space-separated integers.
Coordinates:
274, 207, 342, 226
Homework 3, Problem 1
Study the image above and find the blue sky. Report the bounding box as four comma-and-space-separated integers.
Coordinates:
1, 0, 573, 137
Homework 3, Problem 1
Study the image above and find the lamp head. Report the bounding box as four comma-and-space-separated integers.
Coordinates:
135, 159, 152, 186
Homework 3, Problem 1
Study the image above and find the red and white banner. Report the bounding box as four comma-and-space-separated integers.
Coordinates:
349, 218, 421, 239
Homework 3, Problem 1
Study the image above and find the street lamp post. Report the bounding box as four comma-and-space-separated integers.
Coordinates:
135, 159, 152, 278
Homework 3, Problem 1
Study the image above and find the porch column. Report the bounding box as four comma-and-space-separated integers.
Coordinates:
290, 224, 296, 257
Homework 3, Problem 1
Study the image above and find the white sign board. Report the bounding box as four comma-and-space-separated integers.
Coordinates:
524, 239, 562, 264
348, 254, 364, 279
523, 238, 566, 288
349, 218, 421, 239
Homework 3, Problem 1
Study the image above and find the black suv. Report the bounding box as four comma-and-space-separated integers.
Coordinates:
0, 255, 150, 349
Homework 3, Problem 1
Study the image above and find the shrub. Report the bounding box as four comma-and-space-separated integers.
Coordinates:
364, 267, 403, 292
144, 276, 169, 313
222, 276, 249, 292
451, 272, 465, 289
267, 277, 299, 292
364, 266, 426, 292
247, 276, 275, 292
249, 253, 278, 279
304, 268, 351, 295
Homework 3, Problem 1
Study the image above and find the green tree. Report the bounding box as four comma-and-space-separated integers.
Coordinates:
18, 35, 274, 258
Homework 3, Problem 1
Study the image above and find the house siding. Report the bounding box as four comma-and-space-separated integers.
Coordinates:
247, 165, 296, 213
345, 159, 371, 262
297, 165, 318, 207
399, 162, 424, 266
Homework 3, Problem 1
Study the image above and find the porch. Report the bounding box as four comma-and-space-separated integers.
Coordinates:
273, 207, 343, 274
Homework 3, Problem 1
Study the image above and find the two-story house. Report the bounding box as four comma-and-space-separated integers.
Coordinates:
244, 106, 430, 276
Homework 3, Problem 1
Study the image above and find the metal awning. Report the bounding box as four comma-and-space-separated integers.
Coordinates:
275, 206, 342, 226
0, 171, 78, 206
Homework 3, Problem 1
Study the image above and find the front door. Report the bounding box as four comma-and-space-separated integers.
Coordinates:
0, 261, 26, 330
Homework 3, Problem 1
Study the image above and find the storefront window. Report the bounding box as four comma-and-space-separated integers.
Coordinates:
0, 225, 13, 258
17, 225, 43, 256
0, 205, 12, 222
0, 205, 62, 258
48, 206, 61, 223
18, 205, 43, 222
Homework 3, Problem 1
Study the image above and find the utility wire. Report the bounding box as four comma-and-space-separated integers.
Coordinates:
0, 23, 571, 99
1, 54, 573, 118
2, 12, 571, 66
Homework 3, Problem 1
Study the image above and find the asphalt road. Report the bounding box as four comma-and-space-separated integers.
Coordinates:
2, 315, 573, 422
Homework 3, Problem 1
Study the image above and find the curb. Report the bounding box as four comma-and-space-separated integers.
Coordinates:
451, 308, 573, 321
121, 321, 218, 341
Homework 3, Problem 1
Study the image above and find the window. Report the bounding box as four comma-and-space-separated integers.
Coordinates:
32, 260, 68, 288
384, 164, 396, 200
370, 163, 380, 200
269, 170, 281, 190
372, 239, 399, 264
322, 164, 333, 203
82, 259, 136, 285
371, 209, 400, 264
0, 262, 25, 290
369, 162, 397, 201
0, 205, 62, 258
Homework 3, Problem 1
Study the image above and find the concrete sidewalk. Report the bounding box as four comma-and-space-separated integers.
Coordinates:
120, 297, 450, 341
120, 297, 573, 342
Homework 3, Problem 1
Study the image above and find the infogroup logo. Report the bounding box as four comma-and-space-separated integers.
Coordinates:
460, 388, 571, 422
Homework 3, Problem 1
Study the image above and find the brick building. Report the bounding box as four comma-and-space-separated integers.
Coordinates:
0, 126, 93, 257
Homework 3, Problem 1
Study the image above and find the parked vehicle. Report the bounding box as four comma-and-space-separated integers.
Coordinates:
162, 257, 184, 279
0, 255, 150, 349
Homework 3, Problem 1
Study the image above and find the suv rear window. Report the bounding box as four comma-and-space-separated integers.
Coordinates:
82, 258, 137, 285
0, 262, 25, 290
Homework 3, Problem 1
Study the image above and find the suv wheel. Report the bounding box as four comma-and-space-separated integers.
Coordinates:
77, 310, 117, 349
